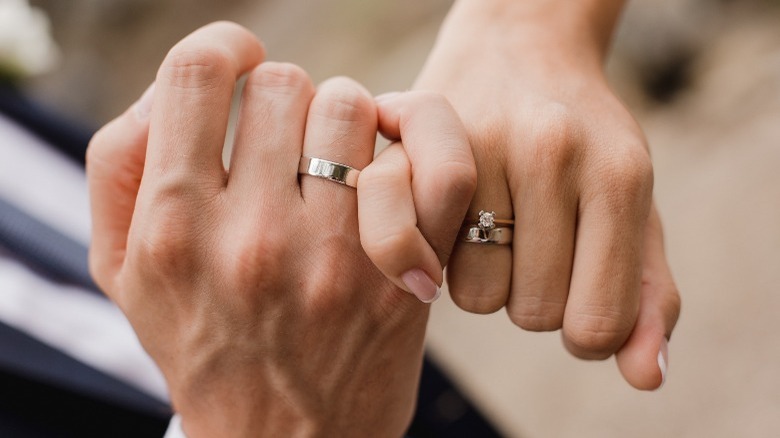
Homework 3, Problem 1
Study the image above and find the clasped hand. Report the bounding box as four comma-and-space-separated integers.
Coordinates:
87, 22, 474, 437
86, 16, 681, 437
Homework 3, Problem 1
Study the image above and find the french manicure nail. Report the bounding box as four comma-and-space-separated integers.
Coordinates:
134, 83, 155, 120
375, 91, 402, 103
657, 337, 669, 388
401, 269, 441, 303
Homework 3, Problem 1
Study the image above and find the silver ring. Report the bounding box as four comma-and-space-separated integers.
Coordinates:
298, 156, 360, 188
460, 226, 513, 245
460, 210, 514, 245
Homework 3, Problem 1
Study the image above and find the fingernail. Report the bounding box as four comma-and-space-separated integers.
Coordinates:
657, 337, 669, 388
401, 269, 441, 303
375, 91, 402, 103
134, 83, 155, 120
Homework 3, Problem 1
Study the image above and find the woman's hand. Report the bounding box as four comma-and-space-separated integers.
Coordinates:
87, 22, 474, 437
358, 91, 476, 304
414, 0, 681, 390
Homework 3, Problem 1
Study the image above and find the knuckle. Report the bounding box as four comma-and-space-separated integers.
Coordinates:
222, 231, 286, 286
668, 288, 682, 320
160, 46, 233, 92
535, 103, 578, 142
433, 161, 477, 204
246, 62, 311, 96
146, 170, 214, 204
145, 162, 225, 201
129, 217, 198, 274
301, 248, 369, 315
527, 141, 578, 181
311, 76, 374, 123
661, 284, 682, 330
564, 310, 634, 358
128, 190, 219, 273
86, 118, 147, 187
594, 145, 654, 202
306, 272, 352, 314
450, 291, 505, 314
203, 20, 249, 36
506, 297, 565, 331
448, 276, 507, 314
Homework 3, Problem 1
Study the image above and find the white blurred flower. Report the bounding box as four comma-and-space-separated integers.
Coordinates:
0, 0, 59, 78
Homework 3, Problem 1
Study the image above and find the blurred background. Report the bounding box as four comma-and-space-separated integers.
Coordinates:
14, 0, 780, 436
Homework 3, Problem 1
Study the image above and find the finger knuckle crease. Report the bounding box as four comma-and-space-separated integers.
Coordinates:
507, 297, 565, 331
566, 312, 632, 353
312, 80, 372, 123
450, 289, 505, 315
161, 48, 232, 92
248, 63, 309, 95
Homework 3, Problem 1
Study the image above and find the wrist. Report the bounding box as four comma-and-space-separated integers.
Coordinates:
178, 407, 319, 438
171, 380, 318, 438
443, 0, 625, 67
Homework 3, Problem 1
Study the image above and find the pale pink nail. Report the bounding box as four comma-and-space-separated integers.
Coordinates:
134, 83, 155, 120
401, 269, 440, 303
657, 337, 669, 388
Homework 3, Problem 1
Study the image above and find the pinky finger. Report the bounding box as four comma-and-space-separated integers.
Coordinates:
358, 143, 443, 303
615, 203, 681, 390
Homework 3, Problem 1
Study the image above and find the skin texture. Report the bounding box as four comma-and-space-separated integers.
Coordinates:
360, 92, 477, 303
414, 0, 681, 390
85, 1, 682, 433
87, 22, 475, 437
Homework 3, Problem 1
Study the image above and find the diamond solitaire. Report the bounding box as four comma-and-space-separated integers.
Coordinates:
478, 210, 496, 232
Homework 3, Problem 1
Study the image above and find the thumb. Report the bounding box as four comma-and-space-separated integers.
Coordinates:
615, 203, 681, 390
86, 83, 153, 297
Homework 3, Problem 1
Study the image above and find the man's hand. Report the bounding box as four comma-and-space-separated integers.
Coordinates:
415, 0, 681, 390
87, 22, 475, 437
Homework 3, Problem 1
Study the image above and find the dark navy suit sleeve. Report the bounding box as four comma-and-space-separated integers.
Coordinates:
0, 83, 94, 166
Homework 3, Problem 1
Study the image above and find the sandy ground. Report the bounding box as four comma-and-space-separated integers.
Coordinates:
25, 0, 780, 436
